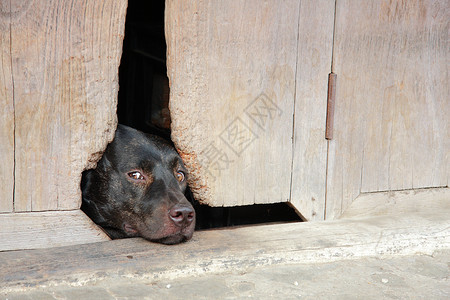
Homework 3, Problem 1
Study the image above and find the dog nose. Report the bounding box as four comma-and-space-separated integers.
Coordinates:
169, 204, 195, 227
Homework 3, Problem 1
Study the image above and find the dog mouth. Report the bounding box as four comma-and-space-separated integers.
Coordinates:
152, 233, 192, 245
122, 222, 194, 244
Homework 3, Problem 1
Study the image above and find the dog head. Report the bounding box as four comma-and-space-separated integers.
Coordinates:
82, 125, 195, 245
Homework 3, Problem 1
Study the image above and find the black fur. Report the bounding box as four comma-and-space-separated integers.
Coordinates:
81, 125, 195, 245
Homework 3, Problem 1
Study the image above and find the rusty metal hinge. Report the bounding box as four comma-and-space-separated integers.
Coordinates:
325, 72, 337, 140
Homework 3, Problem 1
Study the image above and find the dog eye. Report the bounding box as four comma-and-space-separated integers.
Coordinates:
175, 171, 185, 182
127, 171, 145, 181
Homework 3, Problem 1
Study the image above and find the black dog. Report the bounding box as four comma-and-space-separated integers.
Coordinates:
81, 125, 195, 245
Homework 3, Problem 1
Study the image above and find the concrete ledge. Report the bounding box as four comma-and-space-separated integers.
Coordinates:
1, 207, 448, 292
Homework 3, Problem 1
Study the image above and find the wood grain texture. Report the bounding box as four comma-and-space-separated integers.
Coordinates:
326, 0, 449, 219
1, 199, 449, 290
289, 0, 335, 221
166, 0, 300, 206
340, 187, 450, 219
0, 1, 14, 212
0, 210, 110, 252
9, 0, 127, 211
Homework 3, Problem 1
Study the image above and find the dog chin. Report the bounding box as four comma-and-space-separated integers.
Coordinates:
150, 233, 192, 245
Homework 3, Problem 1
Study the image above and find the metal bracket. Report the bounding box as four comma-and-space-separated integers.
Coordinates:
325, 73, 337, 140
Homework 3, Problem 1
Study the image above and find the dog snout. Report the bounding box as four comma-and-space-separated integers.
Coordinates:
169, 204, 195, 227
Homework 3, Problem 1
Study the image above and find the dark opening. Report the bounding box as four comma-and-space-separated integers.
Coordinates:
117, 0, 170, 139
117, 0, 302, 230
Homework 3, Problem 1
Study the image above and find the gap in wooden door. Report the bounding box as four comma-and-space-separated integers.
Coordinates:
115, 0, 302, 230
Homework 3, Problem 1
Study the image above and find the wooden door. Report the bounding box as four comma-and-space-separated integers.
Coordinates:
0, 0, 127, 212
167, 0, 299, 207
10, 0, 128, 211
0, 0, 127, 250
326, 0, 449, 219
166, 0, 334, 220
289, 0, 334, 220
0, 2, 14, 212
167, 0, 448, 220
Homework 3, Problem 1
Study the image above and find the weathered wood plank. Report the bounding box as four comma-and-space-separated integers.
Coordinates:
11, 0, 127, 211
340, 188, 450, 219
0, 1, 14, 212
166, 0, 299, 206
0, 210, 110, 252
289, 0, 335, 221
326, 0, 449, 219
1, 200, 448, 290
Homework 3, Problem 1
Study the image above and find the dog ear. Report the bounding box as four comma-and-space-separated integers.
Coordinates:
97, 153, 114, 174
